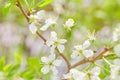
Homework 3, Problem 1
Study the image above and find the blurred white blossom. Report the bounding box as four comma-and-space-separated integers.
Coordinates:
112, 24, 120, 42
41, 54, 62, 75
40, 18, 56, 31
63, 69, 86, 80
110, 59, 120, 80
87, 30, 96, 41
64, 18, 74, 30
29, 22, 37, 34
114, 44, 120, 56
71, 40, 94, 58
46, 31, 67, 53
89, 66, 101, 80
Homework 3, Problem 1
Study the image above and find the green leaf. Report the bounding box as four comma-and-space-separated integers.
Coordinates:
2, 0, 16, 16
6, 64, 20, 77
14, 53, 21, 64
0, 56, 5, 70
99, 61, 110, 79
37, 0, 53, 7
3, 64, 12, 72
24, 0, 29, 8
30, 0, 35, 9
20, 69, 35, 80
28, 57, 43, 71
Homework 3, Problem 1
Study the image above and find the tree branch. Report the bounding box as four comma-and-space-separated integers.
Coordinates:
16, 0, 29, 22
16, 0, 70, 72
70, 47, 113, 69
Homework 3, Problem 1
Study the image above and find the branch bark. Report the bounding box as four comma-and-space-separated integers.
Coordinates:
16, 0, 71, 72
70, 47, 113, 69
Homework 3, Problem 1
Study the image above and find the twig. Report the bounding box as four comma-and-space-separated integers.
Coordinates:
70, 47, 113, 69
16, 0, 29, 22
16, 0, 70, 72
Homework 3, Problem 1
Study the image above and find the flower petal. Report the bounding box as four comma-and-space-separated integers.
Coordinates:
57, 44, 65, 53
49, 54, 56, 61
51, 66, 58, 75
50, 45, 56, 54
40, 23, 50, 31
41, 57, 49, 64
41, 65, 50, 74
71, 50, 79, 58
91, 66, 101, 76
53, 60, 62, 66
51, 31, 57, 40
84, 50, 94, 58
29, 22, 37, 34
82, 40, 90, 49
59, 39, 67, 44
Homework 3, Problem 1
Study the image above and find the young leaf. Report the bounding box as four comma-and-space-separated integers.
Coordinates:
27, 57, 43, 71
0, 56, 5, 70
6, 64, 20, 77
37, 0, 53, 7
2, 0, 16, 16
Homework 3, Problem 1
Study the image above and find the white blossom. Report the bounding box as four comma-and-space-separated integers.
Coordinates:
41, 54, 62, 75
114, 44, 120, 56
29, 22, 37, 34
87, 30, 96, 41
90, 66, 101, 80
63, 69, 86, 80
112, 24, 120, 42
110, 59, 120, 80
71, 40, 94, 58
64, 18, 74, 30
46, 31, 67, 53
40, 18, 56, 31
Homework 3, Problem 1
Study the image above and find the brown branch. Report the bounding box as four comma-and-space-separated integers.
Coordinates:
16, 0, 29, 22
16, 0, 70, 72
36, 31, 46, 42
70, 47, 113, 69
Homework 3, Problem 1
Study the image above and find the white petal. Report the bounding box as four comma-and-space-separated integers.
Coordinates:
74, 45, 83, 50
59, 39, 67, 44
50, 45, 56, 54
51, 66, 58, 75
64, 18, 74, 28
91, 66, 101, 76
53, 60, 62, 66
36, 10, 46, 20
51, 31, 57, 40
82, 40, 90, 49
91, 76, 100, 80
29, 22, 37, 34
71, 50, 79, 58
45, 18, 56, 25
112, 32, 118, 42
114, 44, 120, 56
49, 54, 56, 61
57, 44, 65, 53
40, 23, 50, 31
84, 50, 94, 58
63, 73, 72, 79
41, 65, 50, 74
41, 57, 49, 64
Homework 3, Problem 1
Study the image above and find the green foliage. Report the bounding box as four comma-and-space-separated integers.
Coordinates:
0, 57, 5, 70
99, 61, 111, 79
37, 0, 53, 7
6, 64, 20, 78
2, 0, 16, 16
27, 57, 43, 71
